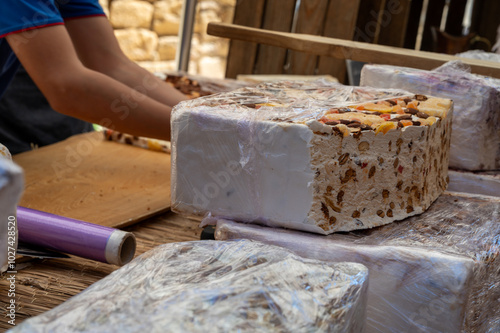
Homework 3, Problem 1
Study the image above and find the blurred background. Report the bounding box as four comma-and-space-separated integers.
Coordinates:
100, 0, 499, 80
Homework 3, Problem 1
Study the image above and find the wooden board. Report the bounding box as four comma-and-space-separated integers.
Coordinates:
286, 0, 330, 75
207, 22, 500, 78
13, 132, 172, 229
236, 74, 337, 83
355, 0, 388, 44
253, 0, 296, 75
377, 0, 412, 47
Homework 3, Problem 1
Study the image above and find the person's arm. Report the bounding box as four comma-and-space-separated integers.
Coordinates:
65, 16, 187, 107
6, 25, 175, 141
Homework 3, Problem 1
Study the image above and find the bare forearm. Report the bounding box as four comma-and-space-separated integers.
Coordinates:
104, 59, 188, 108
7, 25, 176, 141
52, 68, 173, 141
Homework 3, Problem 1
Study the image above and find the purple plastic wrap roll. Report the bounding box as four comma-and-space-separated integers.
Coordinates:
17, 207, 136, 266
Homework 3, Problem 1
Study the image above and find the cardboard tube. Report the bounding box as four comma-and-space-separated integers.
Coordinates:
17, 206, 136, 266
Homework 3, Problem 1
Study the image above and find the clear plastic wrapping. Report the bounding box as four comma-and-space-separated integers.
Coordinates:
171, 80, 453, 234
11, 240, 369, 333
0, 148, 24, 272
360, 61, 500, 171
215, 192, 500, 333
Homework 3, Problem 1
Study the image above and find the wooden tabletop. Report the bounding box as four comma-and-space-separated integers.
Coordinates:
0, 134, 202, 331
13, 131, 173, 229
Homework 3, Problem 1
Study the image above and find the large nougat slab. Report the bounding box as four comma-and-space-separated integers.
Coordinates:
171, 81, 453, 234
361, 61, 500, 171
0, 148, 24, 272
215, 193, 500, 333
11, 240, 369, 333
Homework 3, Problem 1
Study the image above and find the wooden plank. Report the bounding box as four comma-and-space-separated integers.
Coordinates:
317, 0, 361, 83
236, 74, 338, 83
285, 0, 330, 75
354, 0, 388, 44
377, 0, 412, 47
207, 22, 500, 78
13, 132, 172, 229
225, 0, 266, 78
253, 0, 297, 75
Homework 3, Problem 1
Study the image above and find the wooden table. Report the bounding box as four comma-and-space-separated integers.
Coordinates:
0, 134, 203, 332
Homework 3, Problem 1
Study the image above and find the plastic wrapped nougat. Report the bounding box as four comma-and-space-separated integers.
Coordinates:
172, 81, 453, 234
215, 193, 500, 333
11, 240, 369, 333
361, 61, 500, 171
0, 145, 24, 272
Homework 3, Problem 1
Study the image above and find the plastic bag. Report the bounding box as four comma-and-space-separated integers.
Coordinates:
10, 240, 369, 333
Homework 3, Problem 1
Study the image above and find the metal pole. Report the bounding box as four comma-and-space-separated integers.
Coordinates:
176, 0, 198, 72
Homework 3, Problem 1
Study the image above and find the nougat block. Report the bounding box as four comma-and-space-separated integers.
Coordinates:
171, 81, 453, 234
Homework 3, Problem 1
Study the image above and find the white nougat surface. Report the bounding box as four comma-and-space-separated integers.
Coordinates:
361, 62, 500, 171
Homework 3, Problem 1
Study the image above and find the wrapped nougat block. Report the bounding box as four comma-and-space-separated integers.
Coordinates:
215, 192, 500, 333
361, 61, 500, 171
172, 81, 453, 234
12, 240, 369, 333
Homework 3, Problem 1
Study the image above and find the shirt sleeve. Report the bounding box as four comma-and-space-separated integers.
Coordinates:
57, 0, 106, 20
0, 1, 64, 38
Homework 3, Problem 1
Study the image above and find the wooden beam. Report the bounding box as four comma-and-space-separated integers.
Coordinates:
208, 22, 500, 78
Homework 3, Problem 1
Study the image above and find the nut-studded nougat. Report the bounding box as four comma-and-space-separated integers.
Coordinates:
171, 81, 453, 234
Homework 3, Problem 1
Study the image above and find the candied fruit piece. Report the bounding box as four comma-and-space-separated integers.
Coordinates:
359, 102, 393, 113
407, 101, 419, 109
393, 105, 404, 114
375, 121, 397, 134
